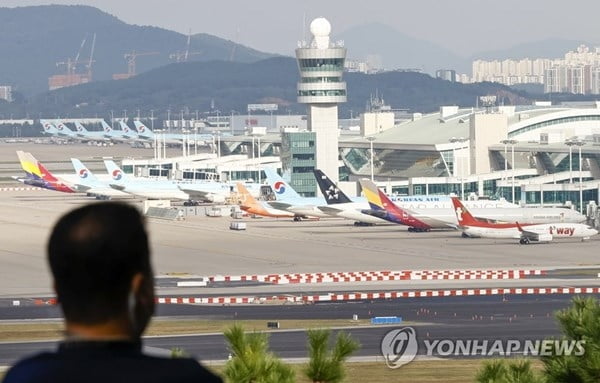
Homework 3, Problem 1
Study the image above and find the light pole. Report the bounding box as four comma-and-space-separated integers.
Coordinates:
571, 140, 586, 213
230, 110, 235, 135
257, 134, 262, 184
501, 139, 518, 203
565, 140, 576, 184
449, 137, 468, 200
366, 136, 376, 181
193, 127, 198, 155
217, 131, 221, 158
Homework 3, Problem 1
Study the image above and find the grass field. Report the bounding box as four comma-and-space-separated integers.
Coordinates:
204, 359, 544, 383
0, 318, 385, 342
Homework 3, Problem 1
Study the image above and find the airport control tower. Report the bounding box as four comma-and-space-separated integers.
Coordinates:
296, 17, 347, 183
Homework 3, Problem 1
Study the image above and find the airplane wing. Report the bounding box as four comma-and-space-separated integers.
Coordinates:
516, 222, 550, 243
268, 201, 293, 211
318, 206, 344, 215
178, 187, 211, 200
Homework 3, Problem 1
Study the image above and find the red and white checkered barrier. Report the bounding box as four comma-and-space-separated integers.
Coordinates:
206, 269, 546, 285
30, 286, 599, 306
154, 286, 600, 305
301, 287, 600, 303
0, 187, 42, 192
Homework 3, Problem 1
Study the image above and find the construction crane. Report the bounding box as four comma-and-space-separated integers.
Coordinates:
113, 50, 159, 80
50, 34, 96, 90
85, 33, 96, 78
170, 31, 201, 63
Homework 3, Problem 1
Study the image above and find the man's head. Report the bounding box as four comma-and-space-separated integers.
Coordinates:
48, 202, 154, 338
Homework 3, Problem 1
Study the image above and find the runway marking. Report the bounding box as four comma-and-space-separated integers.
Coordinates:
0, 187, 42, 192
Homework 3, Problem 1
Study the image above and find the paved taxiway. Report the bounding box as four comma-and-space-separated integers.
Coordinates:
0, 295, 582, 365
0, 189, 599, 298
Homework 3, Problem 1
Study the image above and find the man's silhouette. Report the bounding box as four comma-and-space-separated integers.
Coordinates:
3, 202, 221, 383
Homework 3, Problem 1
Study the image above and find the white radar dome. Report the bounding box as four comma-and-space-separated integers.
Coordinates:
310, 18, 331, 37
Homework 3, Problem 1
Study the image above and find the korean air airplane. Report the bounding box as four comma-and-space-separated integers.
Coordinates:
53, 121, 78, 139
67, 158, 130, 198
103, 160, 190, 200
263, 167, 330, 219
40, 120, 60, 136
73, 122, 113, 143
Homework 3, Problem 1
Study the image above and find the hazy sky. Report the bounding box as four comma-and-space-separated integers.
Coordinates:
3, 0, 600, 56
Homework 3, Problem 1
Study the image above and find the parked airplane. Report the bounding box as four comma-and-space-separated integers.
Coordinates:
451, 197, 598, 243
313, 169, 387, 224
98, 120, 135, 142
263, 167, 330, 219
133, 121, 183, 145
15, 151, 75, 193
40, 120, 60, 136
54, 121, 78, 139
360, 179, 448, 231
103, 160, 191, 200
73, 121, 113, 143
67, 158, 130, 198
236, 182, 297, 219
178, 182, 236, 204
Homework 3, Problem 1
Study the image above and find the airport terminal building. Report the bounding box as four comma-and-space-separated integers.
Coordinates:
337, 102, 600, 211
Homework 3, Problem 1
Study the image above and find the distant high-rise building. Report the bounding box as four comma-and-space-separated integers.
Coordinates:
0, 86, 13, 102
470, 45, 600, 94
436, 69, 456, 82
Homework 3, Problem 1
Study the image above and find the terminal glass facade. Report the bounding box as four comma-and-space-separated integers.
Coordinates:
525, 189, 598, 211
508, 115, 600, 138
281, 132, 317, 196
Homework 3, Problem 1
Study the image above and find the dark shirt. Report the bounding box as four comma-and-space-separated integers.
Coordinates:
2, 340, 222, 383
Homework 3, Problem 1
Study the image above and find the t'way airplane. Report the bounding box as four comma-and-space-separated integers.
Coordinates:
451, 197, 598, 244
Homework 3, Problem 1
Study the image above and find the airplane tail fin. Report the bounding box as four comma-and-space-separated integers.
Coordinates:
313, 169, 353, 204
359, 179, 386, 210
40, 120, 58, 135
450, 197, 481, 226
263, 167, 301, 200
133, 120, 153, 137
71, 158, 99, 182
74, 121, 89, 133
29, 154, 60, 182
103, 160, 128, 183
16, 151, 43, 179
236, 182, 259, 209
100, 120, 113, 133
360, 178, 429, 229
55, 121, 74, 135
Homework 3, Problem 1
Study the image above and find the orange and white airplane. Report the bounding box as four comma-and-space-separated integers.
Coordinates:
451, 197, 598, 244
236, 182, 298, 219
